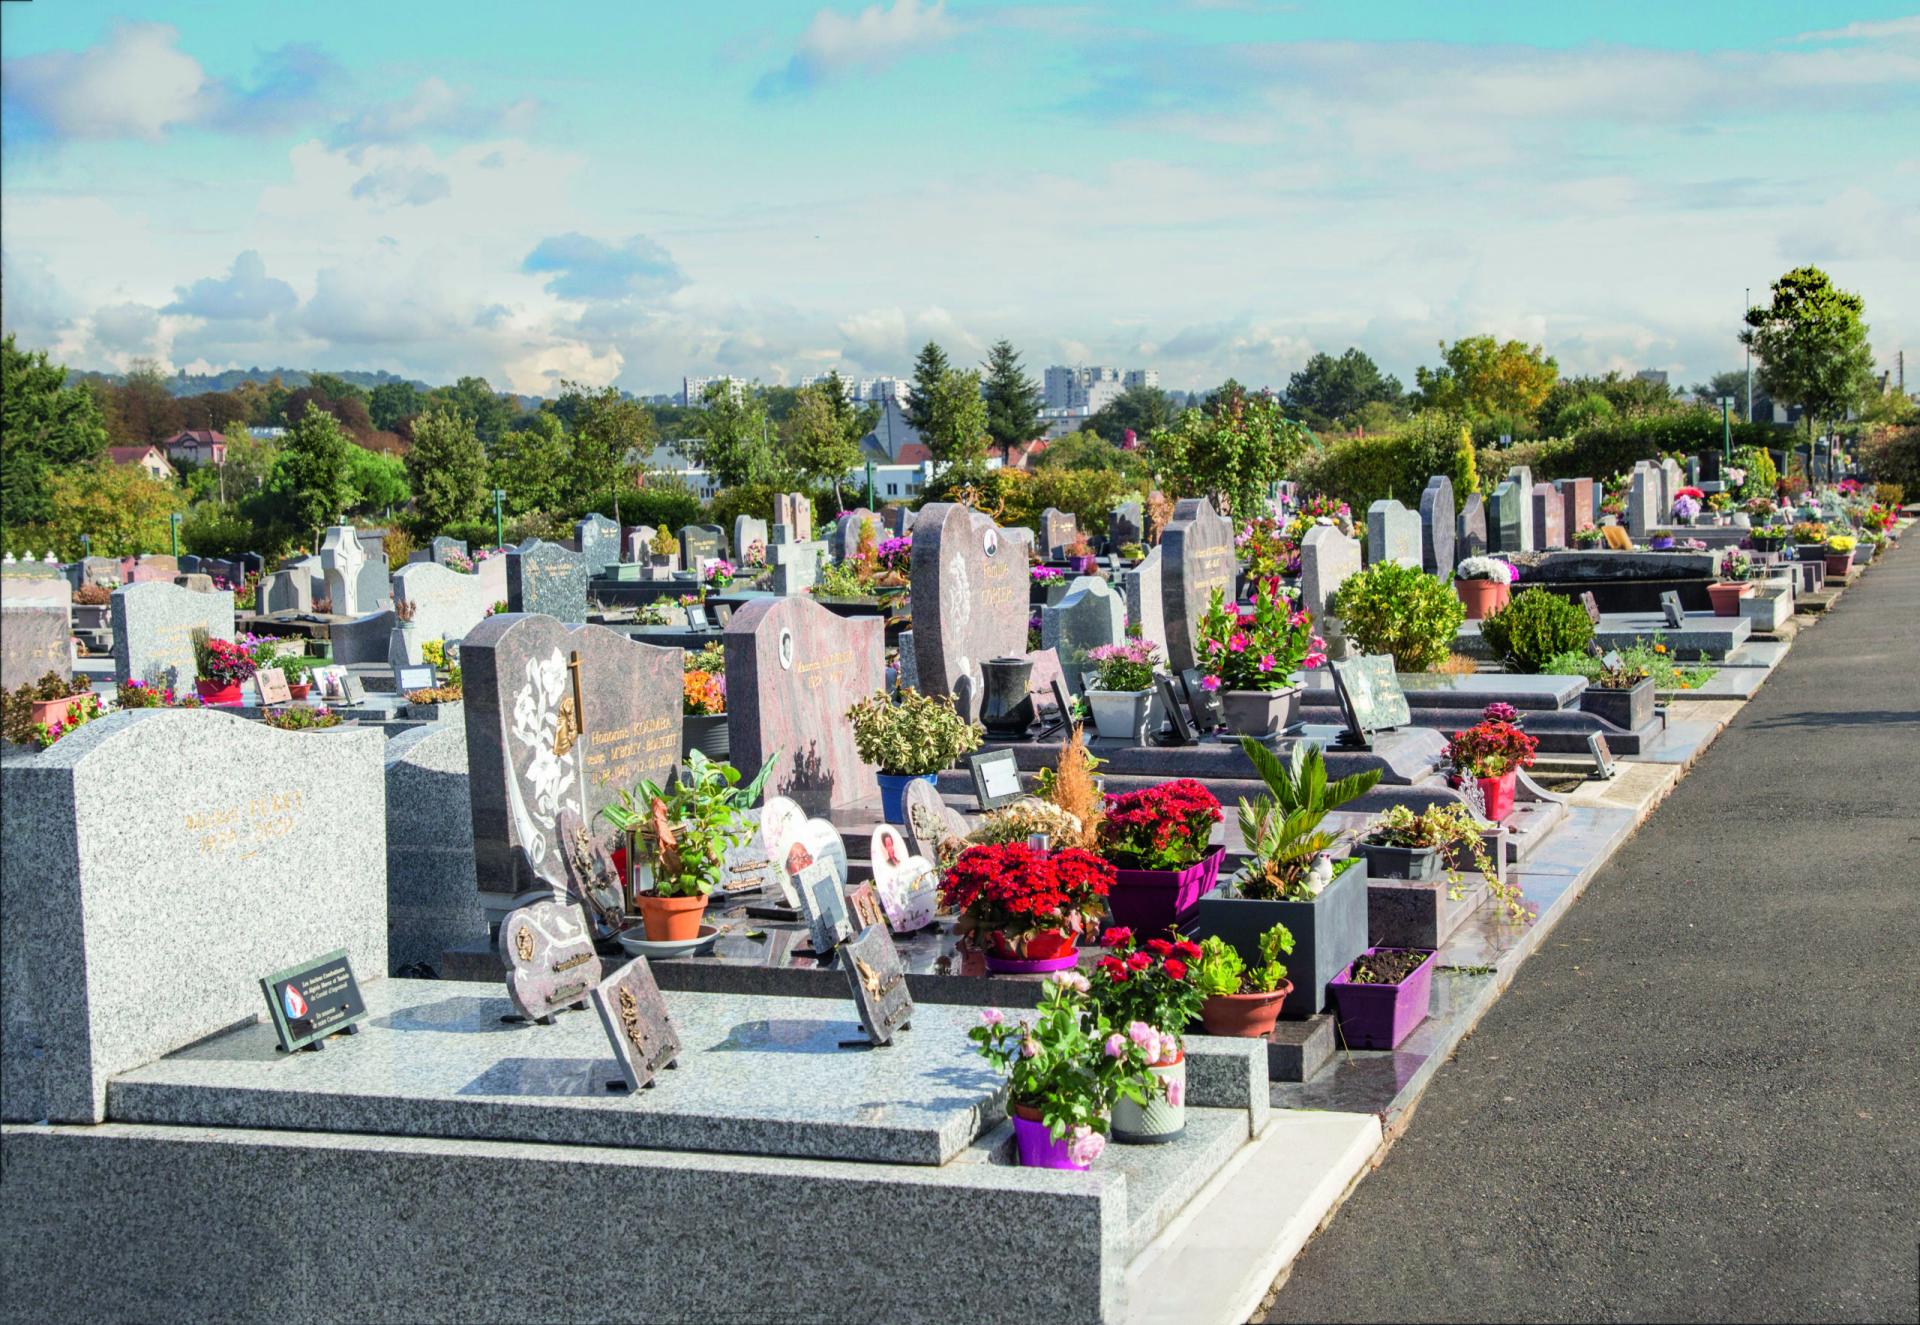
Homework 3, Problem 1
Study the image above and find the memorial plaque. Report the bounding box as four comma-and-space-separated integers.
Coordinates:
1157, 675, 1194, 744
967, 748, 1024, 810
498, 893, 599, 1022
1580, 592, 1602, 626
683, 603, 708, 629
1330, 654, 1411, 748
901, 778, 968, 867
1660, 591, 1686, 629
841, 923, 914, 1047
1601, 650, 1625, 673
394, 664, 435, 693
590, 954, 682, 1091
794, 857, 853, 957
255, 667, 292, 706
260, 950, 368, 1053
1180, 667, 1223, 732
869, 825, 939, 930
848, 882, 889, 933
1160, 497, 1235, 673
1587, 733, 1617, 780
339, 672, 367, 704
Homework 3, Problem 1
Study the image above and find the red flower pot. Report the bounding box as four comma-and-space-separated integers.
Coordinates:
1706, 582, 1752, 617
1824, 553, 1852, 578
195, 679, 243, 706
288, 682, 311, 699
1455, 578, 1509, 620
1107, 846, 1226, 938
1475, 770, 1517, 822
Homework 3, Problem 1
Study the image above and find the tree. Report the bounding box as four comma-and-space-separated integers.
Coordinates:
174, 391, 247, 432
921, 368, 989, 477
489, 412, 570, 516
306, 372, 369, 409
683, 381, 773, 491
981, 339, 1041, 462
276, 402, 355, 530
429, 376, 519, 443
109, 358, 182, 442
283, 384, 374, 441
784, 382, 864, 506
1687, 369, 1774, 424
28, 462, 183, 559
1082, 383, 1177, 445
1031, 429, 1144, 478
1, 336, 109, 530
561, 382, 653, 517
344, 445, 410, 514
1144, 381, 1310, 520
905, 340, 950, 436
220, 423, 279, 497
1741, 266, 1875, 439
1414, 336, 1559, 430
1284, 349, 1405, 428
404, 406, 488, 532
370, 381, 427, 432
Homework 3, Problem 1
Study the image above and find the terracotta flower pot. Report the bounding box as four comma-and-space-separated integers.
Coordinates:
288, 682, 311, 699
1199, 983, 1292, 1038
1824, 553, 1852, 577
1455, 578, 1510, 620
636, 891, 709, 941
1706, 582, 1753, 617
28, 694, 86, 728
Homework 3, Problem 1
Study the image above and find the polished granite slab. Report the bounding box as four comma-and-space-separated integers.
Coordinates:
110, 980, 1008, 1166
980, 725, 1450, 788
1458, 611, 1752, 661
1301, 670, 1585, 710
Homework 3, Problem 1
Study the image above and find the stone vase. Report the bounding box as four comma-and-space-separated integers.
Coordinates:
388, 623, 423, 670
978, 657, 1035, 737
1220, 687, 1299, 740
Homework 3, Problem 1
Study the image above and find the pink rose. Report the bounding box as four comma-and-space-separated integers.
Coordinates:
980, 1008, 1004, 1026
1067, 1127, 1106, 1167
1166, 1080, 1184, 1107
1020, 1037, 1040, 1059
1104, 1033, 1126, 1059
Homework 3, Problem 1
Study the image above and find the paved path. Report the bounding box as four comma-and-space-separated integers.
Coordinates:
1262, 538, 1920, 1324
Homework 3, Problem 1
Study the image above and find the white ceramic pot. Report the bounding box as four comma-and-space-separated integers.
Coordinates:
1086, 687, 1153, 743
1111, 1053, 1186, 1144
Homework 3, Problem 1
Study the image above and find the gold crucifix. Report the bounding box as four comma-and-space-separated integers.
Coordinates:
552, 649, 586, 756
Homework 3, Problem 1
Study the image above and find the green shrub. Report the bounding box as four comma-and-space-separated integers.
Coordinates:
1328, 561, 1465, 672
1480, 587, 1594, 672
706, 483, 781, 541
1859, 423, 1920, 496
1733, 445, 1777, 499
1290, 410, 1477, 512
179, 504, 257, 559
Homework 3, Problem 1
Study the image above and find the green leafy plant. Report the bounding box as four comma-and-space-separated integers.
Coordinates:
1479, 587, 1594, 672
648, 526, 679, 560
1543, 636, 1715, 691
263, 706, 342, 730
813, 555, 868, 598
1362, 803, 1522, 917
1231, 737, 1381, 900
1192, 927, 1294, 997
635, 599, 673, 625
601, 749, 776, 898
1329, 561, 1465, 672
1119, 541, 1146, 560
846, 687, 983, 775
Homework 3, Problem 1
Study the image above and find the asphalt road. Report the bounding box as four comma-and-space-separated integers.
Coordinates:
1262, 536, 1920, 1325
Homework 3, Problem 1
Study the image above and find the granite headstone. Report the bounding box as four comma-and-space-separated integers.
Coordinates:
506, 540, 589, 624
110, 580, 235, 689
1419, 476, 1456, 577
1159, 497, 1235, 674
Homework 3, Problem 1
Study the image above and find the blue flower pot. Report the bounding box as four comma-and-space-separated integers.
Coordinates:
877, 772, 935, 824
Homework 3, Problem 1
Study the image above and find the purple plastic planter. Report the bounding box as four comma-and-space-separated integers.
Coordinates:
1329, 946, 1438, 1049
1012, 1112, 1092, 1170
1107, 846, 1225, 937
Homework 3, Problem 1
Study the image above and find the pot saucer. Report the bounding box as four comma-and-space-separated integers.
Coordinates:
616, 924, 721, 959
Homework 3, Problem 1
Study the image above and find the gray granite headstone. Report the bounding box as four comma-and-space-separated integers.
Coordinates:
724, 594, 884, 814
1, 593, 73, 690
1299, 524, 1361, 622
1365, 499, 1423, 569
319, 525, 367, 615
1627, 463, 1657, 540
1159, 496, 1235, 674
0, 709, 386, 1122
110, 580, 235, 688
382, 721, 483, 975
71, 557, 122, 589
733, 516, 769, 565
1505, 466, 1536, 552
908, 504, 1026, 719
832, 510, 877, 563
1040, 576, 1127, 693
394, 561, 496, 646
1040, 508, 1079, 560
459, 614, 683, 904
173, 573, 214, 594
431, 536, 470, 567
773, 492, 814, 544
1419, 476, 1456, 577
1659, 459, 1683, 518
355, 553, 392, 615
1532, 487, 1567, 549
1109, 502, 1144, 550
1122, 545, 1168, 657
1456, 493, 1488, 561
1486, 481, 1523, 555
260, 568, 312, 615
574, 514, 621, 578
506, 540, 588, 623
770, 540, 826, 595
178, 555, 202, 575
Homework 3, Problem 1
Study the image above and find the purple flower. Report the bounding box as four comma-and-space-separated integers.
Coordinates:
1483, 702, 1519, 724
1103, 1033, 1126, 1059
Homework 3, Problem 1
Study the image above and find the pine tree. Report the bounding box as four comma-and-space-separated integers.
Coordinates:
1, 335, 109, 529
981, 339, 1041, 463
404, 406, 488, 533
906, 341, 950, 436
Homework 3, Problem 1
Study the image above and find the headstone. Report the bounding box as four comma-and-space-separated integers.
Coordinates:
678, 524, 724, 573
74, 557, 122, 589
110, 580, 235, 688
319, 525, 367, 616
1159, 497, 1235, 674
1419, 476, 1456, 577
1, 709, 386, 1122
505, 540, 588, 623
1040, 508, 1079, 560
623, 527, 655, 563
1659, 459, 1683, 517
773, 492, 814, 544
1557, 478, 1596, 535
830, 510, 876, 564
1121, 546, 1168, 657
733, 516, 769, 566
1456, 493, 1488, 560
1109, 502, 1144, 550
1486, 481, 1524, 555
431, 536, 469, 567
908, 504, 1026, 720
178, 555, 203, 575
999, 526, 1037, 563
770, 541, 826, 596
1660, 591, 1686, 629
1365, 499, 1423, 569
356, 552, 393, 615
840, 924, 914, 1047
590, 954, 682, 1090
1531, 487, 1566, 550
173, 573, 215, 593
1299, 524, 1362, 622
393, 561, 496, 646
1039, 576, 1126, 692
575, 514, 621, 578
901, 778, 967, 865
723, 594, 884, 814
1330, 654, 1411, 748
123, 554, 179, 584
769, 523, 793, 547
459, 615, 682, 903
1626, 463, 1658, 540
498, 894, 598, 1021
1, 584, 72, 691
1505, 466, 1536, 551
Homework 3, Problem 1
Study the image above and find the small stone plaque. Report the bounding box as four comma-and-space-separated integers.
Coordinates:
589, 954, 682, 1091
1157, 675, 1194, 744
683, 603, 707, 629
260, 949, 368, 1053
721, 837, 773, 897
848, 882, 889, 932
1180, 667, 1223, 732
869, 825, 939, 930
394, 664, 434, 693
1601, 650, 1625, 673
1587, 733, 1617, 780
1331, 654, 1412, 749
255, 667, 292, 706
1579, 592, 1602, 627
901, 779, 968, 867
498, 893, 599, 1022
968, 748, 1024, 809
1660, 591, 1686, 629
794, 857, 852, 957
841, 923, 914, 1047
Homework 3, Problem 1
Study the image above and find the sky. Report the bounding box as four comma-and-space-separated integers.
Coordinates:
3, 1, 1917, 398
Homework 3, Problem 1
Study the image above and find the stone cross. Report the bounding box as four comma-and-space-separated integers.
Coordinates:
1159, 497, 1235, 674
319, 526, 366, 615
1365, 499, 1423, 569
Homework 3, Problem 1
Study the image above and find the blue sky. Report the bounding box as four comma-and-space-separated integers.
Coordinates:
4, 1, 1916, 397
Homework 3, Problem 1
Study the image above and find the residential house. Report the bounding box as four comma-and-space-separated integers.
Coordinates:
107, 446, 177, 482
162, 429, 226, 467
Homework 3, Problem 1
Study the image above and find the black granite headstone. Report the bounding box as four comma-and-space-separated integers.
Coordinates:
1456, 493, 1488, 560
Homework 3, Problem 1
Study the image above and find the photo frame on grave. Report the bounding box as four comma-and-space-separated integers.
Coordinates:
839, 923, 914, 1048
1180, 667, 1224, 733
590, 954, 682, 1091
1156, 675, 1195, 745
684, 603, 708, 629
711, 603, 733, 627
255, 667, 292, 706
870, 824, 939, 931
793, 857, 853, 958
1579, 591, 1602, 627
967, 748, 1024, 810
338, 672, 367, 704
313, 664, 348, 700
260, 949, 368, 1053
1586, 733, 1617, 780
498, 890, 601, 1023
1659, 591, 1686, 629
394, 664, 434, 694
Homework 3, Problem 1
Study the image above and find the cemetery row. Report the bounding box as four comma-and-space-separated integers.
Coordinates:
2, 465, 1908, 1324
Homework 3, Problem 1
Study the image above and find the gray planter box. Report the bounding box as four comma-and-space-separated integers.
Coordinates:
1354, 841, 1441, 882
1187, 857, 1369, 1019
1368, 874, 1489, 949
404, 700, 464, 722
72, 604, 111, 631
1579, 676, 1655, 732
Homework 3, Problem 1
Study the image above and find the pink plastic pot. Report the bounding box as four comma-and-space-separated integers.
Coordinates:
1329, 947, 1437, 1049
1476, 771, 1517, 822
1107, 846, 1226, 938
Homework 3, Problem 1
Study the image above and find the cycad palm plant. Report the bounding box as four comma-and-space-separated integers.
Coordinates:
1233, 737, 1380, 900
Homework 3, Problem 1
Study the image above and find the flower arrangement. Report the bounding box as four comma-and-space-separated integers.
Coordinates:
444, 550, 475, 573
1192, 927, 1293, 998
635, 599, 673, 625
846, 687, 983, 776
1790, 521, 1828, 544
485, 599, 508, 617
1826, 534, 1857, 553
1086, 639, 1161, 693
264, 706, 342, 731
875, 535, 912, 574
1231, 737, 1379, 900
1455, 556, 1515, 583
1856, 503, 1896, 532
1746, 526, 1790, 548
940, 841, 1113, 954
1282, 494, 1353, 541
73, 583, 113, 606
1675, 486, 1705, 501
1716, 549, 1753, 581
1745, 497, 1780, 520
970, 798, 1087, 850
1671, 494, 1701, 522
191, 630, 257, 684
29, 694, 103, 748
114, 679, 188, 709
1195, 583, 1319, 694
1705, 491, 1733, 513
1066, 532, 1095, 560
1119, 541, 1146, 560
1236, 517, 1299, 580
1482, 701, 1519, 724
1031, 565, 1065, 584
1097, 779, 1221, 871
1572, 527, 1604, 548
743, 539, 767, 569
1445, 720, 1538, 778
683, 669, 726, 716
406, 684, 464, 704
704, 559, 736, 587
1092, 926, 1206, 1038
1361, 803, 1508, 910
1544, 636, 1714, 691
970, 973, 1152, 1155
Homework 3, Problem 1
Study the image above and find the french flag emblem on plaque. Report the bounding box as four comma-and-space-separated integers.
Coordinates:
282, 983, 310, 1020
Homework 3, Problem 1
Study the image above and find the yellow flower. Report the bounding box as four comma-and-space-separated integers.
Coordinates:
1653, 644, 1667, 654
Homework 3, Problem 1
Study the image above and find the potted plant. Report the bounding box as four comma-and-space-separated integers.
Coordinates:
681, 642, 729, 760
704, 558, 736, 591
1194, 582, 1319, 739
282, 654, 314, 700
969, 972, 1150, 1170
940, 841, 1113, 971
1671, 490, 1703, 525
1791, 521, 1828, 561
649, 525, 680, 568
1065, 533, 1098, 575
1824, 534, 1856, 578
1444, 717, 1538, 822
1190, 739, 1380, 1017
847, 687, 983, 822
1030, 565, 1068, 606
1707, 548, 1755, 616
1479, 587, 1594, 674
190, 628, 256, 705
1193, 927, 1294, 1038
1453, 556, 1515, 619
602, 749, 774, 941
1578, 658, 1657, 731
1083, 639, 1161, 742
1090, 927, 1206, 1142
1746, 525, 1791, 557
1097, 778, 1225, 935
1119, 542, 1146, 563
3, 672, 102, 751
1329, 947, 1438, 1049
1571, 526, 1604, 548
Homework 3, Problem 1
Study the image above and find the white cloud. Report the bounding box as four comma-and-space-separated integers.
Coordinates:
757, 0, 960, 95
331, 77, 538, 146
3, 22, 211, 143
1791, 15, 1920, 42
350, 164, 453, 207
164, 251, 299, 320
